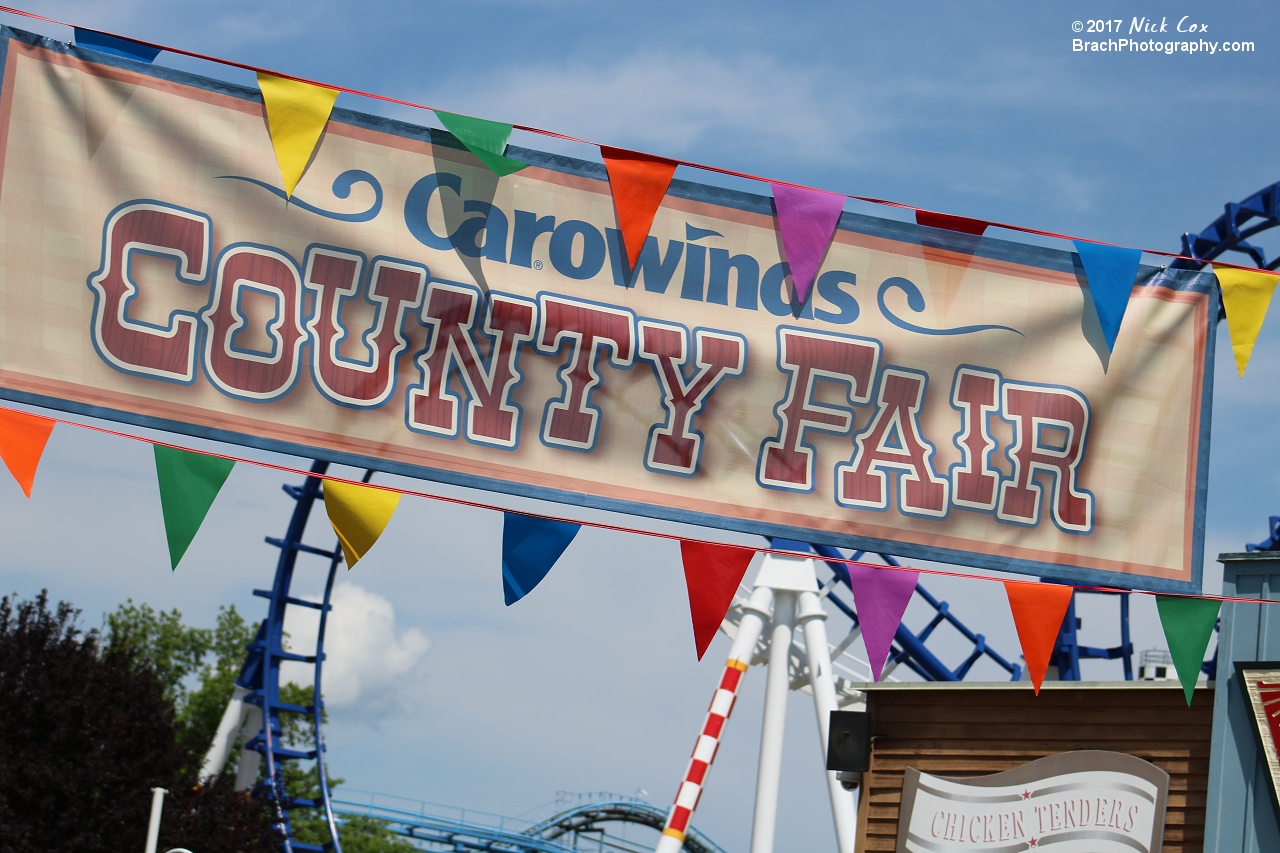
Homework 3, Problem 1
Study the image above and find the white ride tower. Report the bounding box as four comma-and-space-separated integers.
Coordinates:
654, 547, 882, 853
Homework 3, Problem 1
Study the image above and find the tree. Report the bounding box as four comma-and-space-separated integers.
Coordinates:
0, 591, 188, 852
104, 600, 259, 769
5, 590, 407, 851
0, 591, 275, 853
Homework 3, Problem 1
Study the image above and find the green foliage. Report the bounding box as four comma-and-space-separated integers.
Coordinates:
324, 815, 419, 852
176, 604, 257, 762
0, 591, 271, 852
105, 600, 259, 770
15, 592, 405, 851
104, 599, 211, 701
279, 681, 326, 749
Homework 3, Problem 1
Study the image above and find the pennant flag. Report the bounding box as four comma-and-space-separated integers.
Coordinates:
153, 446, 235, 569
914, 211, 990, 320
1004, 581, 1074, 693
73, 28, 162, 63
435, 111, 528, 177
847, 563, 919, 682
680, 540, 756, 660
1214, 265, 1280, 377
915, 210, 989, 236
322, 479, 401, 568
770, 183, 846, 306
1072, 241, 1143, 351
1156, 596, 1221, 706
0, 408, 55, 498
601, 146, 678, 272
502, 513, 580, 605
256, 73, 339, 199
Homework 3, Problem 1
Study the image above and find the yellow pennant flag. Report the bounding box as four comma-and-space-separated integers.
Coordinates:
1215, 265, 1280, 377
323, 479, 401, 568
256, 73, 339, 198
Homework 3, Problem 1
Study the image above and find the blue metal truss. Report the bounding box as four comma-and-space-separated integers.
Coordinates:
775, 541, 1023, 681
1173, 181, 1280, 273
1047, 587, 1133, 681
328, 793, 727, 853
235, 460, 350, 852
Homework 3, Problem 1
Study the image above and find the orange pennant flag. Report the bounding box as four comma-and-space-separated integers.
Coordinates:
0, 408, 55, 497
1003, 581, 1074, 693
681, 540, 756, 660
601, 146, 678, 273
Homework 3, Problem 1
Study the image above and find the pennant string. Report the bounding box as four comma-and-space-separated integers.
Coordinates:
0, 5, 1272, 279
6, 405, 1278, 611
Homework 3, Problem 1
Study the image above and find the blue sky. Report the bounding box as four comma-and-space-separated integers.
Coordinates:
2, 1, 1279, 851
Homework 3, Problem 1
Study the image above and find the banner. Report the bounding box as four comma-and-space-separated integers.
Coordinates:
0, 28, 1215, 591
896, 752, 1169, 853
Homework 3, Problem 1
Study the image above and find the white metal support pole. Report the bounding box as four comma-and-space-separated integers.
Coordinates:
798, 590, 859, 853
144, 787, 167, 853
199, 684, 250, 782
655, 586, 774, 853
750, 588, 796, 853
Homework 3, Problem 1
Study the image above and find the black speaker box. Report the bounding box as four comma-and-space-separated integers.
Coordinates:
826, 710, 870, 772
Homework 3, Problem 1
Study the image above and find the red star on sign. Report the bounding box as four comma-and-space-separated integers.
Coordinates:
1022, 790, 1032, 800
1028, 839, 1038, 848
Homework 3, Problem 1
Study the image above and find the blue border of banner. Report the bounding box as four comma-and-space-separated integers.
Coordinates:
0, 26, 1217, 593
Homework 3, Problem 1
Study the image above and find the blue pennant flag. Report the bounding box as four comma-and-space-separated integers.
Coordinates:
502, 513, 580, 605
74, 28, 162, 64
1072, 241, 1142, 351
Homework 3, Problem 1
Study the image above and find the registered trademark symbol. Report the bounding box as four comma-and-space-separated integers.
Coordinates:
533, 260, 543, 270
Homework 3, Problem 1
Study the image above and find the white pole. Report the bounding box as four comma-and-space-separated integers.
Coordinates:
144, 787, 167, 853
797, 590, 859, 853
234, 703, 264, 792
654, 586, 773, 853
199, 684, 249, 783
750, 589, 796, 853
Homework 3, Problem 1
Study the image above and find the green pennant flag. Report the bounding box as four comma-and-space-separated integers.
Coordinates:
154, 445, 235, 570
434, 110, 528, 177
1155, 596, 1221, 706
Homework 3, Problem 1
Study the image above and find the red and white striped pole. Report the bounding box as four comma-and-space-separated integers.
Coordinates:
654, 587, 773, 853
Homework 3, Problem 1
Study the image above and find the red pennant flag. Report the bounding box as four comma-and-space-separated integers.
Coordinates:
601, 146, 678, 272
681, 540, 755, 660
1003, 581, 1073, 694
915, 210, 989, 236
0, 408, 55, 497
914, 210, 991, 318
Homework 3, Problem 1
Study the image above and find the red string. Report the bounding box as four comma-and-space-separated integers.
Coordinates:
0, 4, 1272, 278
9, 404, 1271, 607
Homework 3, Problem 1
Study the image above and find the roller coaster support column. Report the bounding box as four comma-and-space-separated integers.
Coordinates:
654, 586, 772, 853
751, 587, 795, 853
797, 590, 858, 853
655, 551, 857, 853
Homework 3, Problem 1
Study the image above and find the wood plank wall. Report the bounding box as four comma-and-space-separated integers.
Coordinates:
857, 685, 1213, 853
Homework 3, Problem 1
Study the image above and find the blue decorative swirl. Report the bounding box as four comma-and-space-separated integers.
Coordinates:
877, 276, 1022, 337
216, 170, 383, 222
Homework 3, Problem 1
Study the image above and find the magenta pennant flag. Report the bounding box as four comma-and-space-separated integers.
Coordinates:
769, 183, 846, 306
847, 563, 919, 681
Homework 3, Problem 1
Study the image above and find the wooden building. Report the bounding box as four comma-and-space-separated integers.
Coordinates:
856, 681, 1213, 853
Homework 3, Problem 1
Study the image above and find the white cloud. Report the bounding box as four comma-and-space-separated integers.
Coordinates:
282, 583, 430, 718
